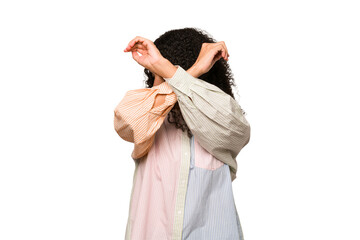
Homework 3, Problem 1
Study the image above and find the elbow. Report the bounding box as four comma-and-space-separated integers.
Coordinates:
243, 121, 251, 143
113, 110, 125, 134
114, 109, 121, 132
114, 111, 135, 143
237, 122, 251, 148
244, 124, 251, 146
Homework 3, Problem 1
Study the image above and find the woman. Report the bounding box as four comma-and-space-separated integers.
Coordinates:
114, 27, 251, 240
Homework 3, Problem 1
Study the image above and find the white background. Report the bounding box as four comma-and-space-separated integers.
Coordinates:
1, 0, 359, 239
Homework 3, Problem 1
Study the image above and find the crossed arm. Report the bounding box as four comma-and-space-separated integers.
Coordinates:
114, 59, 250, 181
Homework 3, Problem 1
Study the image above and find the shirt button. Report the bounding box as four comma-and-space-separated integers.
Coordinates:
178, 210, 182, 214
184, 152, 188, 156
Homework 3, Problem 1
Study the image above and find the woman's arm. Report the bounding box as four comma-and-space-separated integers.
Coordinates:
162, 64, 251, 182
123, 36, 248, 180
114, 82, 177, 161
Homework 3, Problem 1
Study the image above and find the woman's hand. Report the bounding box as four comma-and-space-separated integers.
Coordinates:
191, 42, 230, 76
124, 36, 178, 79
124, 36, 164, 73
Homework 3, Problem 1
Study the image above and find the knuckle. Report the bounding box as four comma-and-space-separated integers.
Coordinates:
205, 43, 212, 48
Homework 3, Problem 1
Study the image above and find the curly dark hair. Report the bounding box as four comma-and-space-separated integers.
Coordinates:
143, 27, 245, 138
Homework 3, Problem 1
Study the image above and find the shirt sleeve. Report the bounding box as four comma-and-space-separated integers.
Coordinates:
114, 81, 177, 161
163, 65, 251, 181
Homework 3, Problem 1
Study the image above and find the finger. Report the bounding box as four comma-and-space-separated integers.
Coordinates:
124, 40, 144, 52
221, 41, 229, 60
131, 50, 140, 62
128, 43, 147, 52
217, 41, 229, 60
125, 41, 149, 53
212, 44, 227, 60
125, 37, 144, 51
124, 36, 149, 52
136, 48, 147, 55
210, 47, 225, 65
215, 41, 229, 60
214, 50, 223, 62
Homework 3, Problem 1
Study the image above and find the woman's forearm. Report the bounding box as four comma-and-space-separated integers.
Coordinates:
153, 58, 202, 79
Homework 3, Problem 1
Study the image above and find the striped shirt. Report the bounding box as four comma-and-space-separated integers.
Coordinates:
114, 65, 251, 240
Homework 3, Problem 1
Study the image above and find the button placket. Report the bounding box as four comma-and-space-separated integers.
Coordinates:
189, 135, 195, 169
171, 130, 191, 240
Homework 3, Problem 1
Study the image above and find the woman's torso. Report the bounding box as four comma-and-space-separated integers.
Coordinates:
125, 114, 244, 240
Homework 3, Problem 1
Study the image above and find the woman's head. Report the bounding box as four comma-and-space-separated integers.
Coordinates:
144, 27, 240, 137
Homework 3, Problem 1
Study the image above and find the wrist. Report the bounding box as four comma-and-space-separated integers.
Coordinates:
186, 64, 202, 78
151, 58, 177, 79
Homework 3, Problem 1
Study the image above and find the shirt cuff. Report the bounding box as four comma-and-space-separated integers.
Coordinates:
163, 65, 194, 96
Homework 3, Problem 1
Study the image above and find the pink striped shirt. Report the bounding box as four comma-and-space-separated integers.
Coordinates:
114, 65, 251, 239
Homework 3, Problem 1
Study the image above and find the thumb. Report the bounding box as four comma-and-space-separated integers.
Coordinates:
213, 54, 222, 64
131, 50, 140, 63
